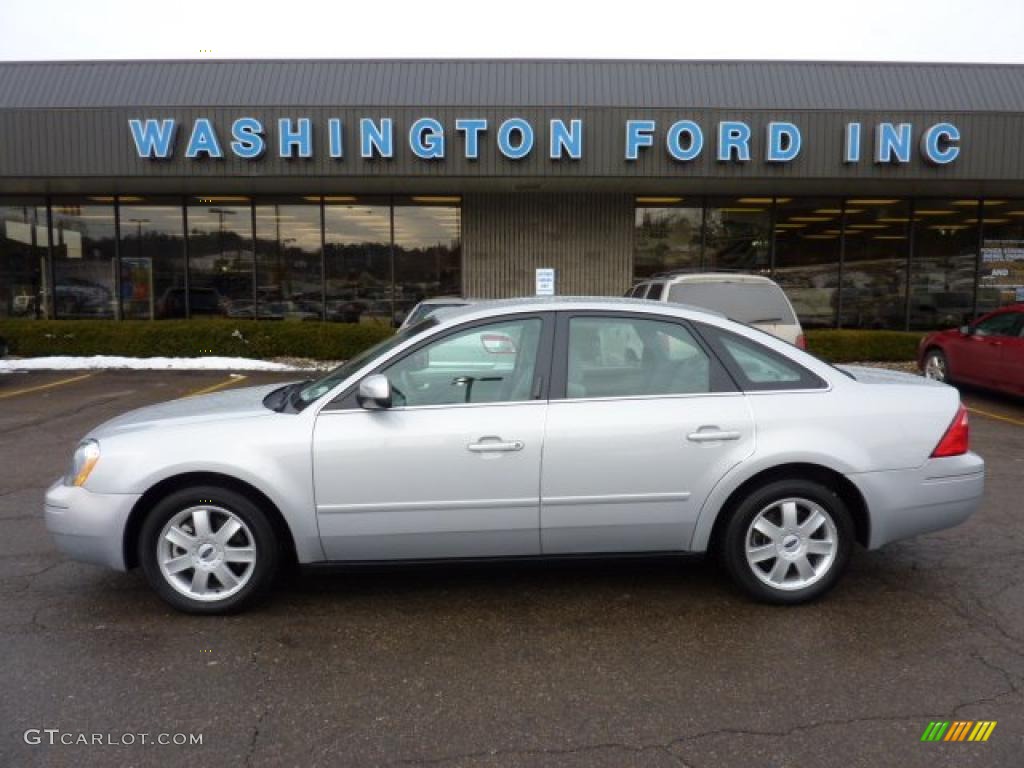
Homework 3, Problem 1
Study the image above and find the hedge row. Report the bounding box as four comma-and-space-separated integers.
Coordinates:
804, 329, 926, 363
0, 320, 926, 364
0, 319, 395, 361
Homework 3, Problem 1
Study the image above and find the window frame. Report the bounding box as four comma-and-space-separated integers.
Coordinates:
549, 310, 739, 401
694, 322, 828, 393
325, 311, 556, 411
973, 309, 1024, 338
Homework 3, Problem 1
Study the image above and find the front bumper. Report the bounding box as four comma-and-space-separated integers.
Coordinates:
44, 479, 141, 571
848, 452, 985, 549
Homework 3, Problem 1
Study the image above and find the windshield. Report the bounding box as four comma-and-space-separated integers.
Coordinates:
293, 319, 436, 408
405, 302, 465, 327
668, 282, 796, 325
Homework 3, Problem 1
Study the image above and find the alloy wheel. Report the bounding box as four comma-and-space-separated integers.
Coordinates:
157, 505, 257, 602
924, 352, 947, 382
744, 497, 838, 591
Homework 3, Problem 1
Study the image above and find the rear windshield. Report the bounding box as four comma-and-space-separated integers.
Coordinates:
668, 281, 796, 324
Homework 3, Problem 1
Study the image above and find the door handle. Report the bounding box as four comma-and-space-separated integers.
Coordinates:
687, 428, 742, 443
467, 436, 525, 453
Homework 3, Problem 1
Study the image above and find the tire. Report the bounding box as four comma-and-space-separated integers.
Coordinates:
138, 485, 279, 614
923, 348, 951, 384
720, 479, 854, 605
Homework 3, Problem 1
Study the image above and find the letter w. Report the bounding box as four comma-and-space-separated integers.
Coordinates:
129, 119, 177, 158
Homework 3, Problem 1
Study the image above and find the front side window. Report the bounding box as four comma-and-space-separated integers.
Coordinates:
383, 318, 543, 407
974, 311, 1022, 337
565, 316, 725, 398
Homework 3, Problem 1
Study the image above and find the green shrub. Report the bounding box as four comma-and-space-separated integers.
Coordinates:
0, 320, 926, 365
805, 330, 925, 363
0, 319, 394, 361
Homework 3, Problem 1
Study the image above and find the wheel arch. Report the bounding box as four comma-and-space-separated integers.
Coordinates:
703, 462, 870, 555
122, 471, 298, 570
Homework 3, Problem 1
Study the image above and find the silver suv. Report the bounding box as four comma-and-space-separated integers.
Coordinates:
628, 273, 805, 349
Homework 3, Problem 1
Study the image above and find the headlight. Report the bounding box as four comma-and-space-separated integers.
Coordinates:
66, 439, 101, 487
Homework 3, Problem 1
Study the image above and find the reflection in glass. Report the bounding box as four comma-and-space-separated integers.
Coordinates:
839, 199, 911, 329
772, 198, 841, 328
977, 201, 1024, 315
51, 201, 117, 319
908, 200, 979, 329
704, 198, 771, 272
393, 203, 461, 325
186, 200, 254, 318
254, 204, 323, 320
0, 200, 48, 318
323, 201, 391, 324
633, 203, 702, 279
119, 201, 185, 319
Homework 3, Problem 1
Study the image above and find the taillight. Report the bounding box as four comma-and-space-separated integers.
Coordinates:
931, 404, 969, 458
795, 333, 807, 350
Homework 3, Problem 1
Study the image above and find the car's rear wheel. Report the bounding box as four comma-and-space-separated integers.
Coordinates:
721, 479, 853, 604
138, 486, 278, 614
923, 348, 950, 383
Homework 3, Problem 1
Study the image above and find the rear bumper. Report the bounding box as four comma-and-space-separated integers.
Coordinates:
44, 479, 141, 571
848, 452, 985, 549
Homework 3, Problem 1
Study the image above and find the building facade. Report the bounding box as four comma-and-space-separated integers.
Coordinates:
1, 59, 1023, 328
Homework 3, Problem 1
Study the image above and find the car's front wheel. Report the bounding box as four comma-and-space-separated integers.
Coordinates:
721, 479, 853, 604
138, 486, 279, 614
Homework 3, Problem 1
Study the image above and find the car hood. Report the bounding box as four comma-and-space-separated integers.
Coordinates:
836, 365, 944, 387
89, 382, 294, 438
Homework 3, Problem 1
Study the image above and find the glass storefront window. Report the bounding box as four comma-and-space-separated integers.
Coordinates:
772, 197, 841, 328
51, 200, 117, 319
186, 198, 254, 318
393, 200, 461, 326
839, 199, 911, 329
0, 199, 48, 318
323, 199, 392, 324
254, 202, 323, 320
977, 201, 1024, 315
633, 201, 702, 279
908, 199, 980, 330
118, 198, 186, 319
704, 197, 772, 272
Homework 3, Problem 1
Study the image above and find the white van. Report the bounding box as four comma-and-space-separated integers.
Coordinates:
628, 272, 806, 349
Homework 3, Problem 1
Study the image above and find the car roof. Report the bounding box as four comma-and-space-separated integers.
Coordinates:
429, 296, 726, 323
654, 272, 778, 285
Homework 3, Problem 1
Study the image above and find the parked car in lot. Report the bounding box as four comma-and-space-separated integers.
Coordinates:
46, 297, 983, 614
919, 303, 1024, 397
628, 272, 806, 348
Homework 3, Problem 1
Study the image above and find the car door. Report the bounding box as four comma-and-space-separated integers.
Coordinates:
964, 310, 1022, 385
540, 312, 754, 554
313, 313, 553, 561
995, 311, 1024, 392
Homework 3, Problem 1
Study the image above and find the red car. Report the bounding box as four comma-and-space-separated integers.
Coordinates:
919, 304, 1024, 396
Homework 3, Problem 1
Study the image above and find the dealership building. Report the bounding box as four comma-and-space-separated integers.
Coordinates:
1, 58, 1024, 329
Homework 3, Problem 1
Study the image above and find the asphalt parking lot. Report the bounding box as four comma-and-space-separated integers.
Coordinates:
1, 369, 1023, 767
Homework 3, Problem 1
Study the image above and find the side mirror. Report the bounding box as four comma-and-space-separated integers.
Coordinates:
357, 374, 392, 410
959, 324, 973, 336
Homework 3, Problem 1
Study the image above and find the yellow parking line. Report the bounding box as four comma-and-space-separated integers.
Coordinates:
967, 406, 1024, 428
0, 373, 93, 400
182, 374, 247, 398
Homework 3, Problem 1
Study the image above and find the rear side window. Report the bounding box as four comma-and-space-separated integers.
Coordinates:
646, 282, 665, 300
668, 281, 796, 325
698, 324, 825, 391
563, 315, 735, 399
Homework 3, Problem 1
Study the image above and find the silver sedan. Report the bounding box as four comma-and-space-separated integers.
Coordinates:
45, 298, 984, 613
